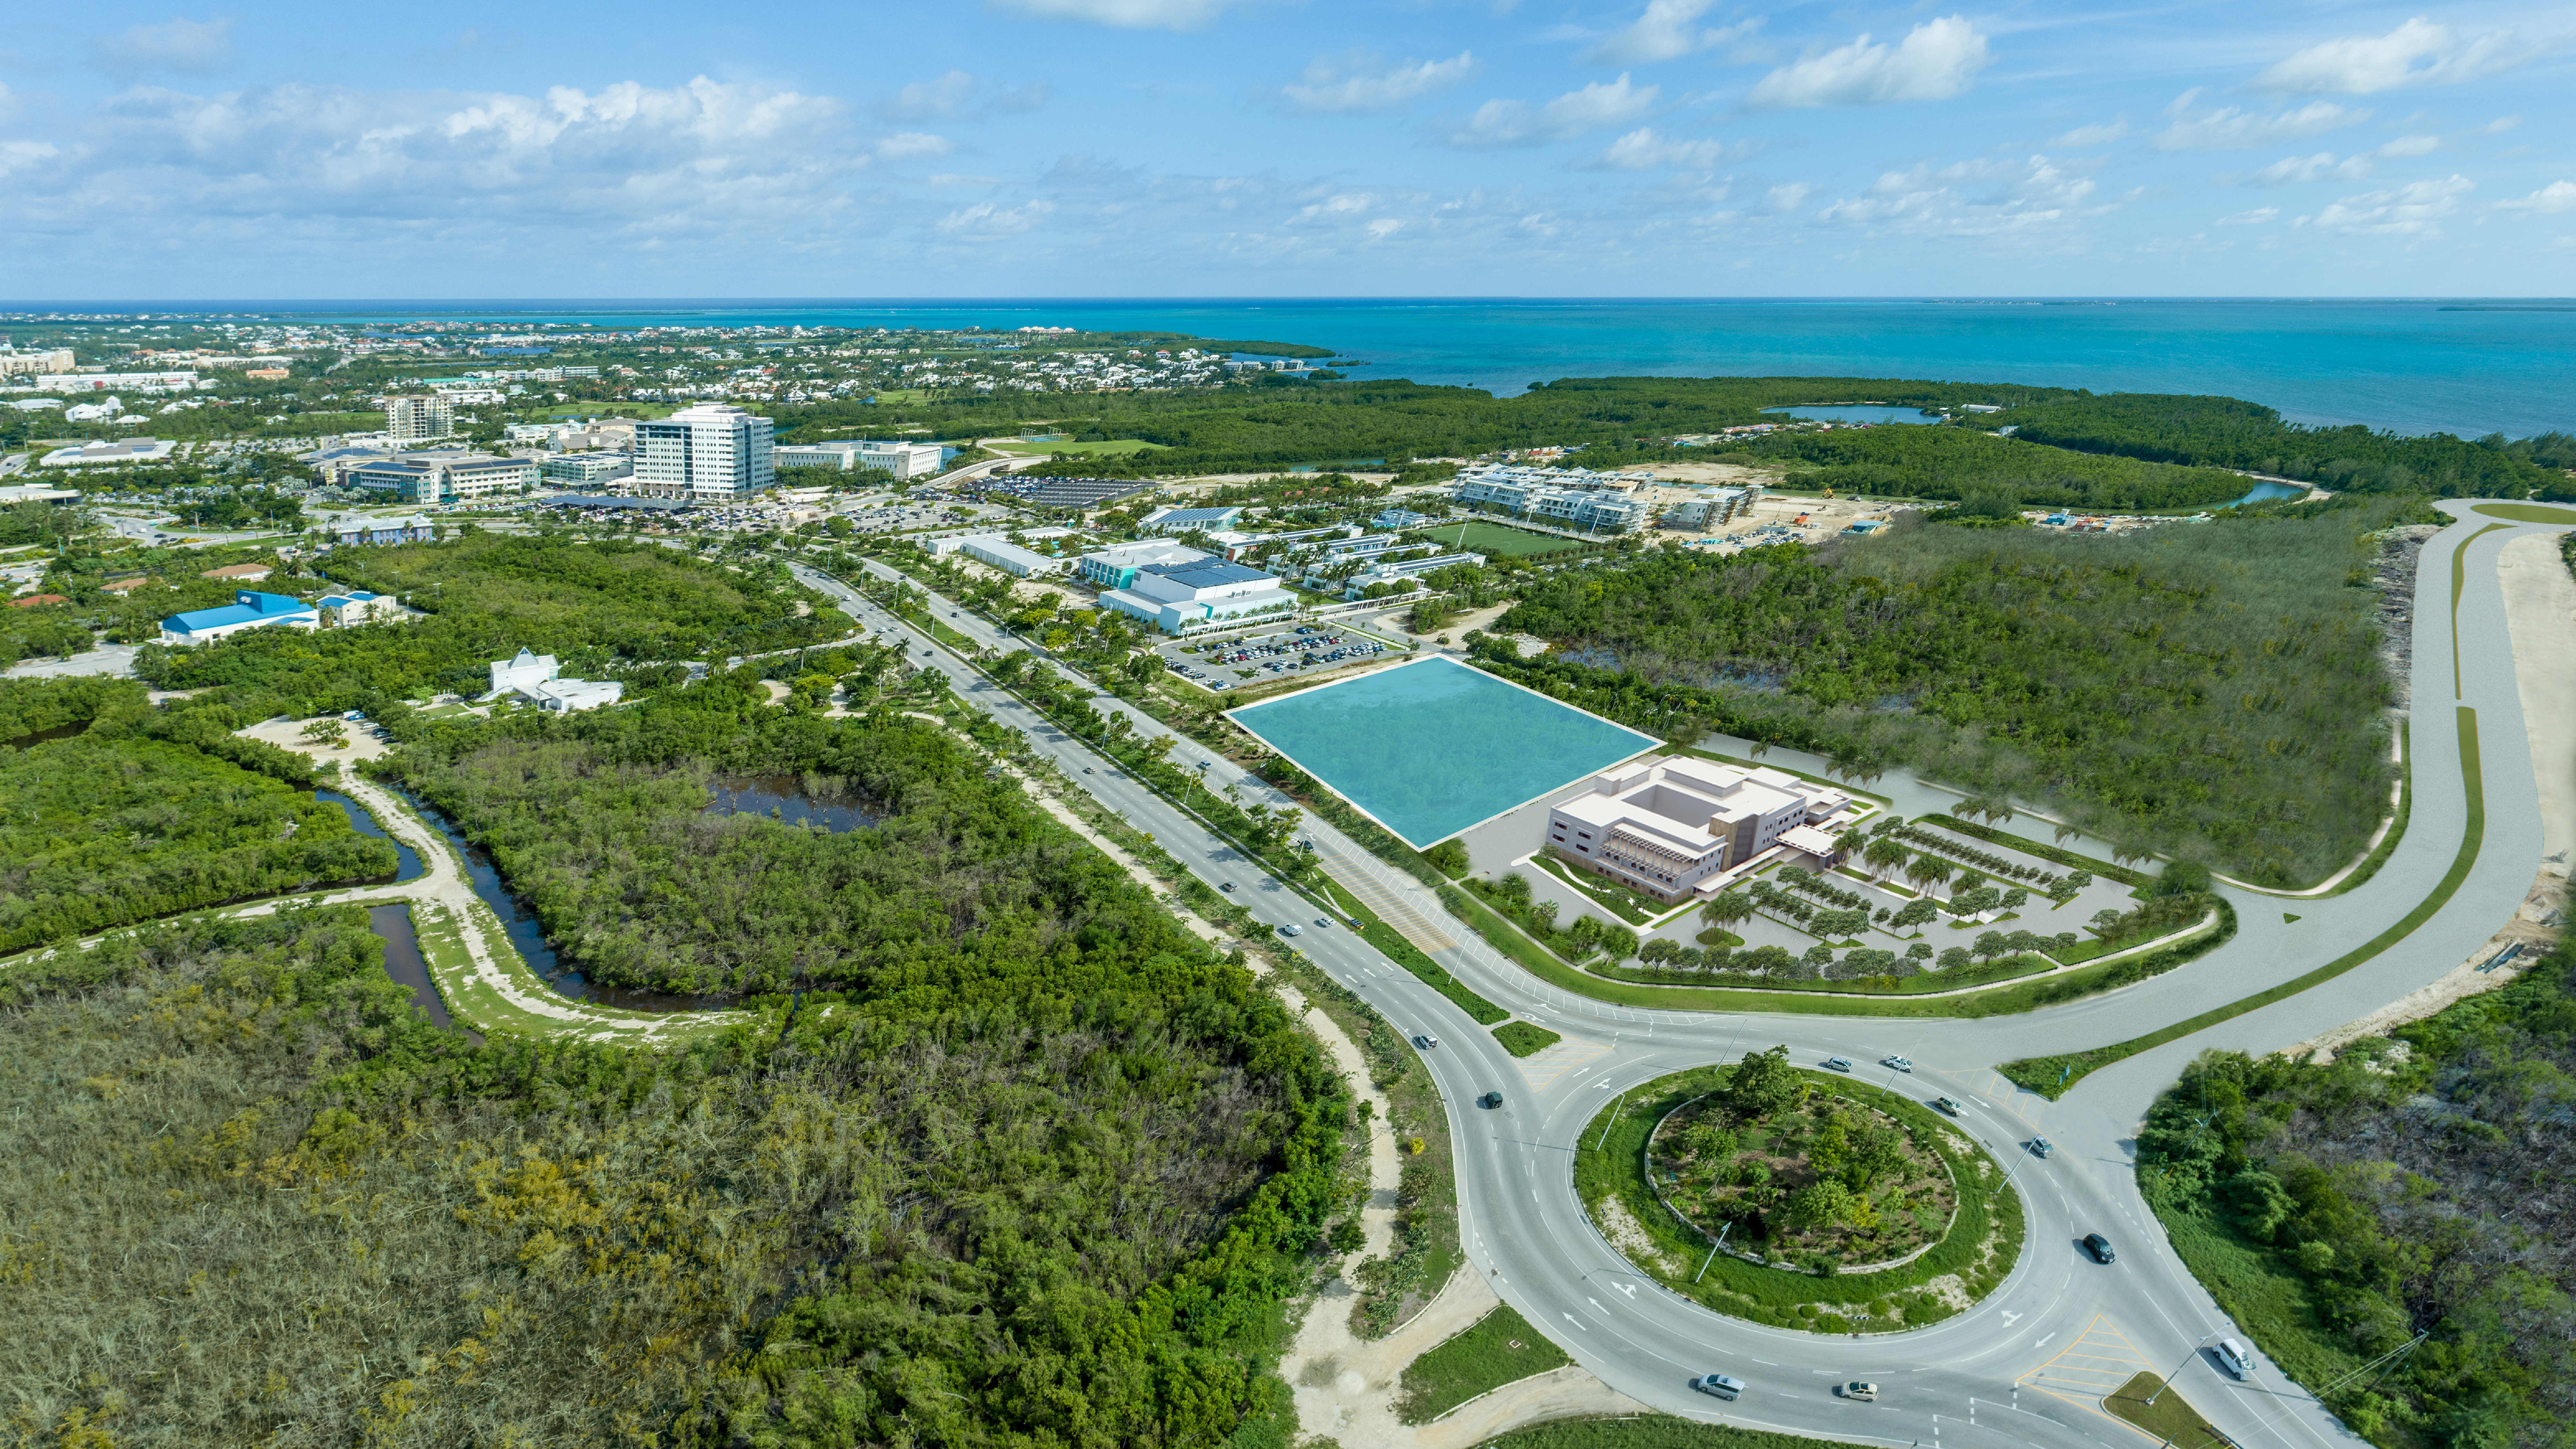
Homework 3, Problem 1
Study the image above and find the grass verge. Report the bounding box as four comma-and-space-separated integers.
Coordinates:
1442, 885, 2231, 1018
1473, 1419, 1882, 1449
1588, 950, 2060, 996
1493, 1021, 1562, 1057
1394, 1304, 1571, 1424
2142, 1189, 2363, 1407
1531, 854, 1663, 926
2000, 707, 2481, 1098
2104, 1371, 2226, 1449
1573, 1065, 2024, 1331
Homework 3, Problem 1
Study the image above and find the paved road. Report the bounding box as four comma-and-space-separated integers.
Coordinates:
788, 504, 2562, 1449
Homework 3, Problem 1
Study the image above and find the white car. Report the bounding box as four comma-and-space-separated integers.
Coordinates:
1823, 1056, 1853, 1072
1279, 923, 1302, 937
1881, 1055, 1913, 1072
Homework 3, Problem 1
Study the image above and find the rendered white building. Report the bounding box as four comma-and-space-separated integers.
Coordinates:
1098, 559, 1301, 635
772, 440, 944, 478
0, 349, 77, 376
485, 647, 623, 711
938, 534, 1064, 578
41, 437, 177, 467
384, 395, 455, 444
1076, 539, 1208, 589
345, 451, 536, 504
1546, 755, 1854, 904
635, 404, 775, 502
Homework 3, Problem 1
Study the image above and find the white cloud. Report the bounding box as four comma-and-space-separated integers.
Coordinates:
875, 132, 954, 161
875, 71, 1047, 123
936, 198, 1055, 234
2252, 18, 2543, 95
1449, 74, 1658, 147
1765, 182, 1813, 212
1583, 127, 1754, 170
1743, 16, 1991, 111
1586, 0, 1759, 65
2231, 135, 2441, 186
989, 0, 1247, 30
2306, 174, 2472, 236
1367, 218, 1404, 240
91, 17, 235, 75
1283, 52, 1475, 114
2050, 120, 2129, 148
2496, 181, 2576, 215
2217, 207, 2280, 225
2154, 101, 2365, 151
1810, 155, 2105, 237
0, 139, 59, 178
2377, 134, 2440, 158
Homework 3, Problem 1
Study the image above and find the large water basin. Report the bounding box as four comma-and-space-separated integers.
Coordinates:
1761, 405, 1944, 425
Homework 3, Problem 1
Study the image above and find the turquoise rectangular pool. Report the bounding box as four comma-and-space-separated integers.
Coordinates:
1228, 656, 1658, 848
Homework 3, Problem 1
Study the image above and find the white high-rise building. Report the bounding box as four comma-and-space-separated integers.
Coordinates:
635, 404, 774, 502
384, 394, 455, 444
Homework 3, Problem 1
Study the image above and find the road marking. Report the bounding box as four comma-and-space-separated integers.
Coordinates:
2003, 1311, 2024, 1326
1561, 1313, 1588, 1332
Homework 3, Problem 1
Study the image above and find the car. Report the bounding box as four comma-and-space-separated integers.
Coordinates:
1881, 1055, 1913, 1072
1412, 1034, 1439, 1048
1823, 1056, 1854, 1072
2083, 1232, 2116, 1264
1693, 1373, 1746, 1401
1936, 1096, 1965, 1116
1314, 918, 1331, 928
2214, 1338, 2255, 1379
2029, 1136, 2054, 1158
1280, 923, 1303, 937
1477, 1091, 1504, 1109
1082, 766, 1094, 773
1219, 882, 1237, 893
1836, 1382, 1878, 1402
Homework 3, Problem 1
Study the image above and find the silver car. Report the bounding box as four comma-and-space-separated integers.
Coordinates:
1694, 1373, 1746, 1401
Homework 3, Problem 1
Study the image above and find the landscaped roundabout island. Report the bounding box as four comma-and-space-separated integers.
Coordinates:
1577, 1050, 2025, 1332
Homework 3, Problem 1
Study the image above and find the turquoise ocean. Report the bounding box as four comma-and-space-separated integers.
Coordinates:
130, 297, 2576, 439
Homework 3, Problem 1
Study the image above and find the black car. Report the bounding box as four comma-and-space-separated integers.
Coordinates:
1478, 1091, 1504, 1109
2083, 1233, 2116, 1264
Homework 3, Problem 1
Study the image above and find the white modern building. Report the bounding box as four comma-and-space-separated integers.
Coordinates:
315, 590, 396, 627
635, 404, 774, 502
384, 395, 455, 444
1076, 539, 1208, 589
1138, 505, 1244, 535
772, 439, 945, 478
1662, 487, 1760, 530
1454, 472, 1647, 533
346, 451, 537, 504
1098, 558, 1302, 635
41, 371, 206, 394
539, 451, 634, 488
933, 533, 1064, 578
1545, 755, 1854, 904
485, 647, 622, 711
1341, 550, 1486, 597
40, 438, 178, 467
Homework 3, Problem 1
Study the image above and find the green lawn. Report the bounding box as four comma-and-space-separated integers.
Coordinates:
985, 438, 1169, 456
1394, 1304, 1571, 1423
2104, 1371, 2227, 1449
1492, 1020, 1562, 1057
1414, 519, 1587, 557
1533, 854, 1662, 925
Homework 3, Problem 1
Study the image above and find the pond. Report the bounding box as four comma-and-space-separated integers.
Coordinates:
709, 776, 882, 833
1761, 405, 1944, 426
364, 902, 478, 1042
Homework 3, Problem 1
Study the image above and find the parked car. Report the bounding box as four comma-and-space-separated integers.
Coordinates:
1693, 1374, 1746, 1401
1936, 1096, 1966, 1116
2083, 1233, 2116, 1264
1824, 1056, 1854, 1072
1836, 1382, 1878, 1402
1881, 1055, 1913, 1072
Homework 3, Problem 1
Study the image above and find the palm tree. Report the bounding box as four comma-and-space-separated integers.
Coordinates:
1914, 857, 1955, 897
1862, 836, 1908, 880
1702, 892, 1755, 930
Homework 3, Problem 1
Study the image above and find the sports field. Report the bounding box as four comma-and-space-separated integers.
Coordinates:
1414, 519, 1586, 557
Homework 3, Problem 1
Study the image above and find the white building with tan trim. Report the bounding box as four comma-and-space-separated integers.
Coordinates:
1545, 755, 1853, 904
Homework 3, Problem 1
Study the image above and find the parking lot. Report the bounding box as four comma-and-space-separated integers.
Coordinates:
1157, 623, 1396, 690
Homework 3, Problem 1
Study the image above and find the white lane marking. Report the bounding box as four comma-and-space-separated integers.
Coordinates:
1615, 1282, 1637, 1299
2001, 1311, 2023, 1326
2034, 1334, 2055, 1348
1561, 1313, 1588, 1332
1588, 1297, 1608, 1315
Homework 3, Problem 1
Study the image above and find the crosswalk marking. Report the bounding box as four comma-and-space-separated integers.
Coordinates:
1321, 846, 1458, 952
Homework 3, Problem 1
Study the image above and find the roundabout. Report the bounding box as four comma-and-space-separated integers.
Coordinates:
1577, 1055, 2024, 1334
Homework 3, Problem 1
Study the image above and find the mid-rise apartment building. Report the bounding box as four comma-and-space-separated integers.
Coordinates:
384, 394, 455, 444
346, 451, 537, 504
1661, 487, 1760, 530
771, 439, 943, 478
635, 403, 774, 502
1546, 755, 1853, 904
1453, 468, 1648, 533
0, 349, 77, 377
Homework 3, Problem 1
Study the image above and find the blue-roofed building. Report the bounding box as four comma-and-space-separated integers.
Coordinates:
160, 590, 318, 646
1098, 556, 1302, 635
1139, 505, 1244, 535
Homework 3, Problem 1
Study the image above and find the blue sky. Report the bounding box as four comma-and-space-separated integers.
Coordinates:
2, 1, 2570, 297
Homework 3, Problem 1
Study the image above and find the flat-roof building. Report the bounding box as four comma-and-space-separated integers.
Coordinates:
1076, 539, 1208, 590
933, 533, 1064, 578
1454, 472, 1647, 534
635, 403, 774, 503
346, 451, 536, 504
1099, 558, 1301, 635
384, 394, 454, 444
773, 440, 945, 478
160, 590, 318, 647
540, 451, 634, 488
40, 438, 178, 468
1140, 505, 1244, 534
1545, 755, 1854, 904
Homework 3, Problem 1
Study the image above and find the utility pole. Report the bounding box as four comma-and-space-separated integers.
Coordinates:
1695, 1220, 1733, 1282
2146, 1334, 2216, 1406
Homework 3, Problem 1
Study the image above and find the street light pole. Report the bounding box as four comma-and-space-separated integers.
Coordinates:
2145, 1333, 2216, 1405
